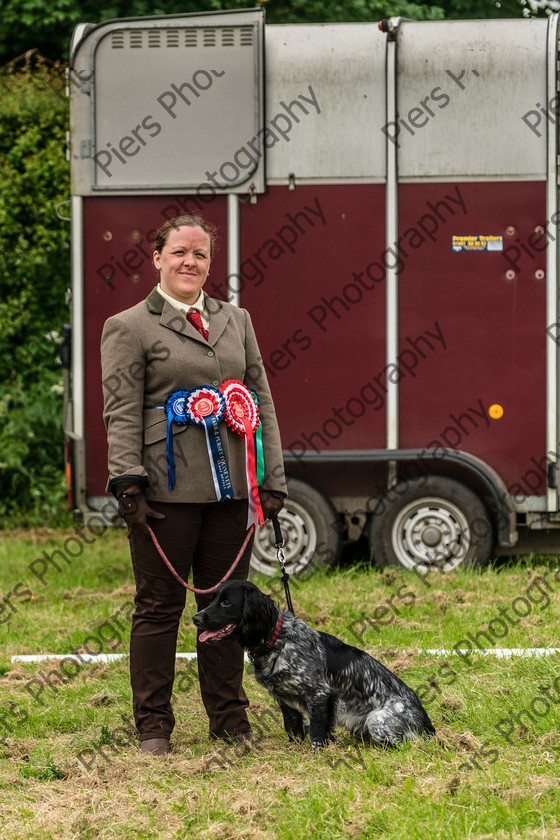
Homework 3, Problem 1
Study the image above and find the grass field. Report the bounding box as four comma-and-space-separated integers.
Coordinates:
1, 526, 560, 839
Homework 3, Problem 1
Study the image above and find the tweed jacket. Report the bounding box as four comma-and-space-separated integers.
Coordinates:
100, 286, 287, 503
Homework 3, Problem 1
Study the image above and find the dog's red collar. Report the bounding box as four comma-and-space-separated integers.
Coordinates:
265, 614, 284, 650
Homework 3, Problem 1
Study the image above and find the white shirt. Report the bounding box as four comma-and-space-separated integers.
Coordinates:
157, 284, 210, 331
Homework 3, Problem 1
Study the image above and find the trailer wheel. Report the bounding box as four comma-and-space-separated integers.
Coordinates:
368, 476, 494, 572
250, 477, 342, 577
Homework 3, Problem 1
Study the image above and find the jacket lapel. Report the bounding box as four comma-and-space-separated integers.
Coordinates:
145, 286, 230, 347
206, 297, 230, 346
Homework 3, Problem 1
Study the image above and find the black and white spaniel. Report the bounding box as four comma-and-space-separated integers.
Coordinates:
193, 580, 435, 749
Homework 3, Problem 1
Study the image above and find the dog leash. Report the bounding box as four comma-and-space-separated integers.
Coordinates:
146, 515, 295, 613
271, 516, 295, 616
146, 522, 255, 595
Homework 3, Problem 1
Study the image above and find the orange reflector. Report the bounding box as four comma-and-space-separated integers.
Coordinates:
489, 404, 504, 420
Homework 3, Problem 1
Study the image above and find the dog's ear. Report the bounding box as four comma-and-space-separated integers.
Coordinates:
239, 585, 277, 647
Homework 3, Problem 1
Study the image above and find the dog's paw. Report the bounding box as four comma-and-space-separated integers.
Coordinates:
311, 733, 337, 751
310, 740, 326, 751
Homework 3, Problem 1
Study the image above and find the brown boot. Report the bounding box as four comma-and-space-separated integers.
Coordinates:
140, 738, 170, 755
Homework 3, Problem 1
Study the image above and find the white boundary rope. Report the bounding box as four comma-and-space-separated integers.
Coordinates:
11, 648, 560, 664
11, 652, 198, 663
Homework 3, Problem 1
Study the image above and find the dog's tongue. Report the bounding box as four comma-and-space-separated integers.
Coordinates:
198, 625, 235, 643
199, 629, 222, 643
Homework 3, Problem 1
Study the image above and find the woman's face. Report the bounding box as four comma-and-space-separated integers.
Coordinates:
153, 225, 211, 305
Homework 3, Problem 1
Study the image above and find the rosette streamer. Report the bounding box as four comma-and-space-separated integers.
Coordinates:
164, 390, 191, 490
221, 380, 264, 528
184, 387, 234, 501
250, 390, 265, 486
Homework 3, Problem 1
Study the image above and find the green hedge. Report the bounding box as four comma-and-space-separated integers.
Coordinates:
0, 56, 71, 527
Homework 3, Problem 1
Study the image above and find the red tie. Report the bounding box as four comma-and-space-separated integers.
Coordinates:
187, 310, 209, 341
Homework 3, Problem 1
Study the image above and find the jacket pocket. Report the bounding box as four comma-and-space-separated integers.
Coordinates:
143, 408, 188, 446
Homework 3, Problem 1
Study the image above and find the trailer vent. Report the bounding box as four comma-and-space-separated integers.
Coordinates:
222, 27, 235, 46
203, 28, 217, 47
184, 28, 197, 47
166, 29, 179, 48
240, 26, 253, 46
108, 26, 254, 50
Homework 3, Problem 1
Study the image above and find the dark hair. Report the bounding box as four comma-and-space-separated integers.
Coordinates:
154, 214, 218, 257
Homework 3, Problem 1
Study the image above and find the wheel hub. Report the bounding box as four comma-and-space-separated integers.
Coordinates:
421, 525, 442, 547
391, 497, 471, 573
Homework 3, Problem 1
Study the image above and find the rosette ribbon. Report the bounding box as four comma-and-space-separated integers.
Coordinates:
250, 390, 265, 486
164, 390, 191, 490
184, 387, 234, 501
220, 380, 264, 528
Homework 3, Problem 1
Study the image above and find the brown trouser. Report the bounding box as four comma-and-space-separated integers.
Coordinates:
127, 499, 253, 741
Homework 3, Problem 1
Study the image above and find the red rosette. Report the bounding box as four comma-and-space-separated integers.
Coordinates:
185, 387, 224, 425
220, 380, 260, 436
220, 380, 264, 527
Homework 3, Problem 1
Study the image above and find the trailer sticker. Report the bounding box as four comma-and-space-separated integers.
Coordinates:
452, 235, 503, 252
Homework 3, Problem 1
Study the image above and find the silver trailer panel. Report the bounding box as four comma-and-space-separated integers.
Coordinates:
395, 19, 548, 181
264, 24, 387, 184
71, 16, 549, 193
70, 10, 265, 194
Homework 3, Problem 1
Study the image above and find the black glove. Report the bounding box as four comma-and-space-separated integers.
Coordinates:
259, 489, 285, 520
117, 489, 166, 539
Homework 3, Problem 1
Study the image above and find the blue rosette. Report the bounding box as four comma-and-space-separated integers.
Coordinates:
164, 389, 192, 490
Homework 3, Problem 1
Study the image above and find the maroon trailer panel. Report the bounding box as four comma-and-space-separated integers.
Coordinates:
82, 195, 228, 497
240, 184, 387, 456
398, 181, 547, 494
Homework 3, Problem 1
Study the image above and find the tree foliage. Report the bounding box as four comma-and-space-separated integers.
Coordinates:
0, 0, 551, 65
0, 56, 70, 526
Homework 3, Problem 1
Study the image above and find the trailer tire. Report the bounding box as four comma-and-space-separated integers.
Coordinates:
368, 476, 494, 573
250, 477, 342, 577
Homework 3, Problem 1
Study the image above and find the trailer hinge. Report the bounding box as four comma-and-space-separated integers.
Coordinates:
249, 183, 257, 204
548, 461, 558, 488
81, 140, 93, 158
288, 173, 296, 191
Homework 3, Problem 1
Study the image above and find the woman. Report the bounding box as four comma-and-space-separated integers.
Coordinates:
101, 214, 287, 755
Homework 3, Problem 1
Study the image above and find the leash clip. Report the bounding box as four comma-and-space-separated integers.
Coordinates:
271, 515, 294, 615
272, 515, 286, 567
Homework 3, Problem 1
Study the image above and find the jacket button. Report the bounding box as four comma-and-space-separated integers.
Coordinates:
207, 350, 214, 357
212, 379, 219, 386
